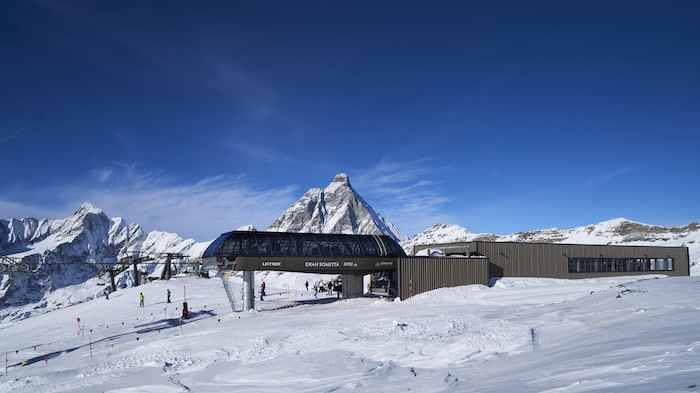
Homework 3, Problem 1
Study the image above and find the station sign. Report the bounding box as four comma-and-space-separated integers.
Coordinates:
236, 257, 397, 273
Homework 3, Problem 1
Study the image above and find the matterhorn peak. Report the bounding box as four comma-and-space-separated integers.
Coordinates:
325, 173, 351, 193
332, 173, 350, 185
267, 173, 407, 242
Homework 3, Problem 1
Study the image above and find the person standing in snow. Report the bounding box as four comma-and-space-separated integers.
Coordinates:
139, 292, 145, 307
260, 281, 266, 301
167, 289, 171, 303
305, 280, 309, 291
313, 285, 318, 299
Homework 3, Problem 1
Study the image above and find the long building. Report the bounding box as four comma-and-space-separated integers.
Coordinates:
201, 231, 690, 303
404, 241, 689, 299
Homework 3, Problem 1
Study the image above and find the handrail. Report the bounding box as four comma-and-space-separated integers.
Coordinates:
372, 234, 388, 257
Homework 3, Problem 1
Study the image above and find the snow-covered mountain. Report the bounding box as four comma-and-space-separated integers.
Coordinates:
2, 175, 699, 323
267, 173, 408, 242
0, 203, 211, 320
402, 218, 700, 273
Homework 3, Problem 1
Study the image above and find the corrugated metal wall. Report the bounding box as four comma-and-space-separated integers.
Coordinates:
341, 274, 365, 297
397, 257, 490, 299
397, 243, 689, 299
470, 242, 689, 279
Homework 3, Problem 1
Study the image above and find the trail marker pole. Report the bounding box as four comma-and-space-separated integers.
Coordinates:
182, 285, 189, 320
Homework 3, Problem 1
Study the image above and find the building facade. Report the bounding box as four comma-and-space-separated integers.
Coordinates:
402, 241, 690, 299
201, 231, 689, 301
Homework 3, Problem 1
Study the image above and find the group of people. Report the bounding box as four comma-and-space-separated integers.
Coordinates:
258, 279, 340, 301
309, 280, 341, 299
133, 289, 171, 307
125, 279, 342, 306
124, 279, 341, 305
126, 279, 341, 307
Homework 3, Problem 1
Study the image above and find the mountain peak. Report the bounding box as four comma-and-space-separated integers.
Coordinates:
268, 173, 407, 242
74, 203, 102, 216
325, 173, 351, 192
333, 173, 349, 184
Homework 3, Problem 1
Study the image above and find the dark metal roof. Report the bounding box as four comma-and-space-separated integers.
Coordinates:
203, 231, 406, 259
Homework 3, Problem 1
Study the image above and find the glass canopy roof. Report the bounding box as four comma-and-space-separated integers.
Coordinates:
203, 231, 406, 258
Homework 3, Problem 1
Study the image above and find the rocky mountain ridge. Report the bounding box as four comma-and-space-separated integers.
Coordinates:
267, 173, 408, 242
0, 203, 210, 319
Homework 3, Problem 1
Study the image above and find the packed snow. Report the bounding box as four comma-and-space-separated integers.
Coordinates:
1, 272, 699, 392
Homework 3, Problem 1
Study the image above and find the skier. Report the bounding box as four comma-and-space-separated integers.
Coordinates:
139, 292, 145, 307
304, 280, 309, 291
313, 285, 318, 299
260, 281, 266, 301
167, 289, 171, 303
104, 288, 110, 300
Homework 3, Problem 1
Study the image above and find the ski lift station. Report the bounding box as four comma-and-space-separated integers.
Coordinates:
201, 231, 690, 310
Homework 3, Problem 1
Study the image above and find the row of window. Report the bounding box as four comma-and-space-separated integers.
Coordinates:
568, 257, 674, 273
207, 232, 406, 258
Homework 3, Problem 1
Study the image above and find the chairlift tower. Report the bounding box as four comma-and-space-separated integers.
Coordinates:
96, 265, 121, 293
159, 253, 188, 280
123, 252, 153, 287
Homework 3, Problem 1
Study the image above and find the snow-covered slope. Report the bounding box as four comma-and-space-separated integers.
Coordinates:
268, 173, 408, 242
1, 274, 698, 392
402, 218, 700, 274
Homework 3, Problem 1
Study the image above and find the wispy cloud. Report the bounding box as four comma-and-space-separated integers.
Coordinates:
3, 163, 299, 241
0, 126, 26, 144
89, 161, 170, 188
0, 200, 60, 222
226, 141, 306, 167
91, 168, 114, 183
26, 1, 279, 120
586, 166, 635, 187
353, 157, 456, 237
110, 129, 143, 154
3, 153, 454, 241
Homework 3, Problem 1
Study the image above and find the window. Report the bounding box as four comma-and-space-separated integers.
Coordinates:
568, 257, 675, 273
205, 232, 408, 259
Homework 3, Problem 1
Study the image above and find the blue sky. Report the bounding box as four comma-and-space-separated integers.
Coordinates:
1, 1, 699, 241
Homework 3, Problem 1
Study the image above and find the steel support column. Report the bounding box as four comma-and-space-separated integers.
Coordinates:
242, 270, 255, 311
